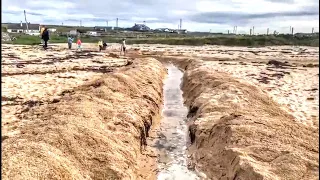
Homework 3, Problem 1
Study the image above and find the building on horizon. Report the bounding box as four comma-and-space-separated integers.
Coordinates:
154, 28, 187, 34
131, 24, 151, 32
7, 21, 40, 35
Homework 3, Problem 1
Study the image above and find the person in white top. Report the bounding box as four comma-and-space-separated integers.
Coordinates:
120, 38, 126, 56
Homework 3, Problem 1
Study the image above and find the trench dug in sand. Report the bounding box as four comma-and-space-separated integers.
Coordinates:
149, 58, 318, 180
150, 64, 200, 180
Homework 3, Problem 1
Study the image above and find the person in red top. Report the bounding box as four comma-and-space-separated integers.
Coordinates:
76, 37, 82, 51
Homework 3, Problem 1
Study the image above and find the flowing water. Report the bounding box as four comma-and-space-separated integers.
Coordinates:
152, 64, 200, 180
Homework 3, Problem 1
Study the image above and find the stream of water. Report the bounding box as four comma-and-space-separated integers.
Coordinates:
153, 64, 200, 180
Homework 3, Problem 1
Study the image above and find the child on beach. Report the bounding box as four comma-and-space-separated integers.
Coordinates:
98, 40, 103, 51
77, 38, 82, 51
40, 25, 45, 45
67, 36, 74, 49
98, 40, 108, 52
120, 38, 126, 56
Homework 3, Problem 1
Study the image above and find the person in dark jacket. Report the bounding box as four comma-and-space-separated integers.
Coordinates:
41, 28, 49, 49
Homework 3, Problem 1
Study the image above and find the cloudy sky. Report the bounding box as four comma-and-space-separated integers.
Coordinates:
2, 0, 319, 33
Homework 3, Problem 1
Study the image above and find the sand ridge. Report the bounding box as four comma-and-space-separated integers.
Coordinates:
2, 55, 166, 179
2, 44, 167, 179
129, 44, 319, 127
2, 44, 130, 135
180, 59, 319, 180
126, 44, 319, 179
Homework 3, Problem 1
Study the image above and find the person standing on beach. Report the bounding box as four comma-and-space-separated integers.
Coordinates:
76, 37, 82, 51
67, 36, 74, 49
40, 25, 45, 45
120, 38, 126, 56
103, 41, 108, 50
98, 39, 103, 51
41, 27, 49, 50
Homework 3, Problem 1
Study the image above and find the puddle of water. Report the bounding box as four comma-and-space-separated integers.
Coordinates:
153, 64, 200, 180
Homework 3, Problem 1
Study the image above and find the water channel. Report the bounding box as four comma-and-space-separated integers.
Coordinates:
152, 64, 200, 180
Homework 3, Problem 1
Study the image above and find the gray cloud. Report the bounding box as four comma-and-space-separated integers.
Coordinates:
62, 0, 195, 21
2, 11, 20, 15
188, 8, 319, 26
2, 0, 319, 32
264, 0, 295, 3
51, 0, 320, 26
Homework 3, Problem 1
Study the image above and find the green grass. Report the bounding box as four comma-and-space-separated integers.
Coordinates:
3, 33, 319, 47
126, 35, 319, 47
4, 34, 101, 45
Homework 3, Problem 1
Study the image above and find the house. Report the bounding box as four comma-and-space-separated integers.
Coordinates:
154, 28, 170, 32
7, 22, 40, 35
94, 26, 113, 32
131, 24, 151, 32
154, 28, 186, 33
176, 29, 187, 34
86, 31, 100, 36
69, 29, 80, 36
48, 28, 57, 32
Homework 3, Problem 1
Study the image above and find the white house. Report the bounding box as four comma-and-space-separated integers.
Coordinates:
48, 28, 57, 32
86, 31, 99, 36
7, 22, 40, 34
69, 29, 79, 36
176, 29, 187, 34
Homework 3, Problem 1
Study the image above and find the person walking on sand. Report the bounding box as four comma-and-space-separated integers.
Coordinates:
98, 40, 108, 52
40, 25, 45, 45
103, 41, 108, 51
67, 36, 74, 49
120, 38, 126, 56
98, 39, 103, 52
41, 27, 49, 50
76, 37, 82, 51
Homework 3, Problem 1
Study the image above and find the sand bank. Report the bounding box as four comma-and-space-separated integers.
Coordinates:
2, 44, 166, 179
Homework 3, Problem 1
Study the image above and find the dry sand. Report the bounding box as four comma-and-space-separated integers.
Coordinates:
180, 59, 319, 179
2, 44, 129, 133
131, 44, 319, 127
2, 44, 166, 179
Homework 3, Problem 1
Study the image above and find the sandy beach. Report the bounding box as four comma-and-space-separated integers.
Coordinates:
2, 43, 318, 180
128, 44, 319, 179
2, 44, 130, 135
130, 44, 319, 127
2, 44, 166, 179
